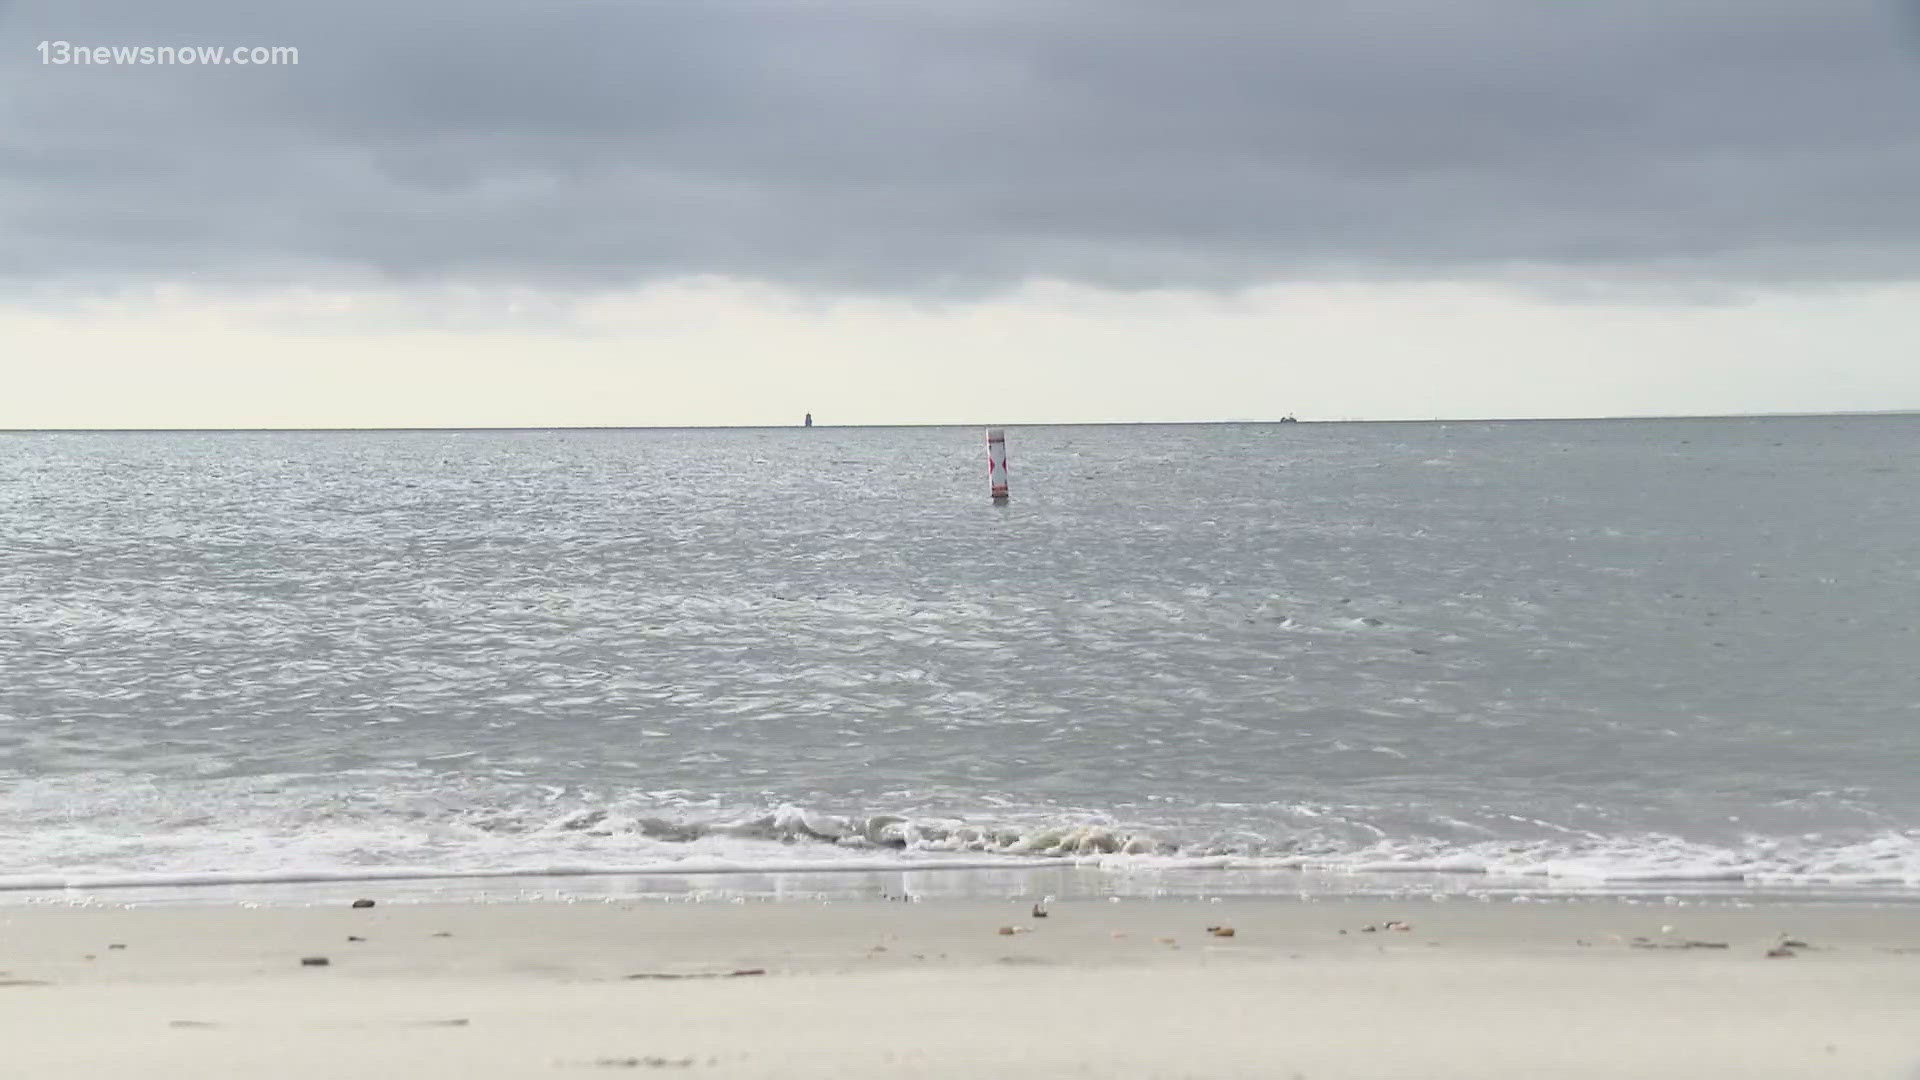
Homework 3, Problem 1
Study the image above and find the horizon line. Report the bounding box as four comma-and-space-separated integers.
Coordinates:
2, 408, 1916, 434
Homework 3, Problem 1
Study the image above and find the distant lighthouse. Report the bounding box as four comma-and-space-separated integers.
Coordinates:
804, 413, 813, 428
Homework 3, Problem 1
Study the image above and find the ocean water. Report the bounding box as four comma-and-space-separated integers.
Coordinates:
2, 417, 1917, 901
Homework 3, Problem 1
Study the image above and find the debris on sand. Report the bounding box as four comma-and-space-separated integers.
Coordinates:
1031, 903, 1049, 919
300, 956, 331, 967
624, 969, 766, 981
1630, 938, 1728, 951
1206, 926, 1236, 938
351, 899, 376, 909
1765, 936, 1817, 958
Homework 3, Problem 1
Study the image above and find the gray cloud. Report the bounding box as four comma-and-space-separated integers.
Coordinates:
4, 0, 1920, 295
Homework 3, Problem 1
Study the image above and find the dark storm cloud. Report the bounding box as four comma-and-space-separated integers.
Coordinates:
4, 0, 1920, 294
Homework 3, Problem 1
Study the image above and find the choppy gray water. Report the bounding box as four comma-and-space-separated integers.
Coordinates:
2, 418, 1917, 897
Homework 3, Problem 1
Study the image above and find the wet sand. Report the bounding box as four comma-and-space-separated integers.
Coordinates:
2, 897, 1917, 1077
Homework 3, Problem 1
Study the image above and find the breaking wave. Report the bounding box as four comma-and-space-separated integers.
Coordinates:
512, 806, 1920, 888
2, 794, 1915, 896
534, 805, 1168, 857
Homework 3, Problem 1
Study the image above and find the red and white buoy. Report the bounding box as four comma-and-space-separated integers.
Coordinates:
986, 428, 1009, 502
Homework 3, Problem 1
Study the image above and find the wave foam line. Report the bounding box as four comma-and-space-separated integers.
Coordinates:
0, 856, 1095, 893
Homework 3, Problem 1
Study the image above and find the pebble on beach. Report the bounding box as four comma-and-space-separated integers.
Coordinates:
351, 899, 376, 909
300, 956, 331, 967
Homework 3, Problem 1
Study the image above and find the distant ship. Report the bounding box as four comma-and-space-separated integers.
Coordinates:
804, 413, 813, 427
1278, 414, 1298, 423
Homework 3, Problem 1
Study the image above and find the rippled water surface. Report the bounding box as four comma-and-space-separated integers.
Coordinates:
2, 418, 1917, 895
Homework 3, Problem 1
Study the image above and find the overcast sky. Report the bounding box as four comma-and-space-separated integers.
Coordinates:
4, 0, 1919, 426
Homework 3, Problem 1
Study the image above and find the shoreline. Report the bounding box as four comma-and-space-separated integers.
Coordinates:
3, 897, 1918, 1077
6, 861, 1920, 910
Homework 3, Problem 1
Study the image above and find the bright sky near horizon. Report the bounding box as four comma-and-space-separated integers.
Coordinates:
5, 1, 1920, 428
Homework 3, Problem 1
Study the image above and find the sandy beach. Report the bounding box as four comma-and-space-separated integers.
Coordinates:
2, 896, 1917, 1078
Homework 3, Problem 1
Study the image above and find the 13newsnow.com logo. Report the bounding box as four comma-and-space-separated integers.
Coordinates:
36, 41, 300, 66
